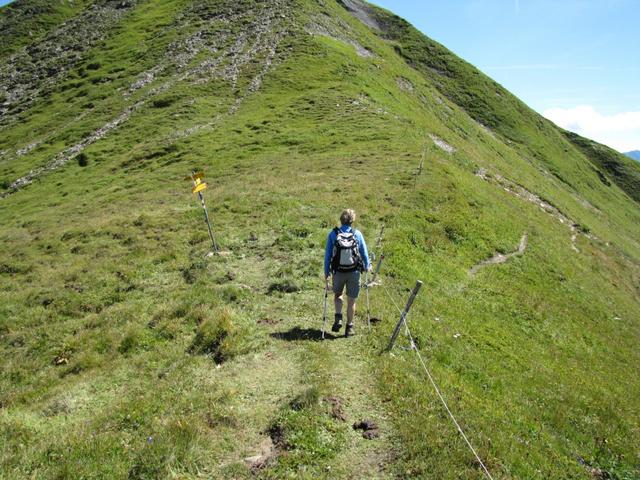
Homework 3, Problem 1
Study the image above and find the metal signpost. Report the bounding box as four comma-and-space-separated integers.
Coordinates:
185, 171, 219, 254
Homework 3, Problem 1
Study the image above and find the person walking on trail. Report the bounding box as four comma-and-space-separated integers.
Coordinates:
324, 209, 371, 337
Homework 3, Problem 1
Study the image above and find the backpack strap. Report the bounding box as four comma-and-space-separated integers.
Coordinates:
330, 227, 340, 274
353, 229, 364, 272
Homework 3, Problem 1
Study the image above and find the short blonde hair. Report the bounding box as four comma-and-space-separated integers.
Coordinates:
340, 209, 356, 225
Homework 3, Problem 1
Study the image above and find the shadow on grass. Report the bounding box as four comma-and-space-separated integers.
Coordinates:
270, 326, 341, 342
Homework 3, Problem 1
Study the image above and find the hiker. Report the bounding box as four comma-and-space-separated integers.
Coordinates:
324, 209, 371, 337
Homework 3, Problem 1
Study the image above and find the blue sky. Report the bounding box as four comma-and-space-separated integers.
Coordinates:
371, 0, 640, 152
1, 0, 638, 151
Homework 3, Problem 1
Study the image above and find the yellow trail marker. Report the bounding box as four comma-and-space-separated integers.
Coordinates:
192, 181, 207, 194
185, 171, 218, 253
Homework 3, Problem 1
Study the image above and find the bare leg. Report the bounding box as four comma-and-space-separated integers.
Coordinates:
334, 293, 343, 316
346, 297, 356, 325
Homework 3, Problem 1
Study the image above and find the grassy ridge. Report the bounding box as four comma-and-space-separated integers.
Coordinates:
1, 0, 639, 478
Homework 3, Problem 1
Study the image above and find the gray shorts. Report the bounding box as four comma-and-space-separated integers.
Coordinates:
332, 271, 361, 298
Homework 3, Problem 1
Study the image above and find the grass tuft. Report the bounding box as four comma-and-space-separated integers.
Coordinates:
189, 306, 257, 364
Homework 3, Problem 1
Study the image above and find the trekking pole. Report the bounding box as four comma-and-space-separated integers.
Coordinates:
365, 270, 371, 331
375, 224, 385, 252
321, 283, 329, 340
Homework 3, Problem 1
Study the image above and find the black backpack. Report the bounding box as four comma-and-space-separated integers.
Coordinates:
331, 227, 363, 273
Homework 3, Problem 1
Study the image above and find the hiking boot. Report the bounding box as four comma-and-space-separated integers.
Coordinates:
345, 323, 355, 337
331, 313, 343, 332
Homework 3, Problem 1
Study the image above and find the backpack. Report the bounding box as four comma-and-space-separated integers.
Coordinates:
331, 227, 363, 273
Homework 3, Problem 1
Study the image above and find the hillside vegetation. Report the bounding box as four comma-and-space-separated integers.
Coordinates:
1, 0, 639, 479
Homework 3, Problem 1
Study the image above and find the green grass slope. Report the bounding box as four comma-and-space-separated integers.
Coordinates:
0, 0, 91, 59
1, 0, 639, 479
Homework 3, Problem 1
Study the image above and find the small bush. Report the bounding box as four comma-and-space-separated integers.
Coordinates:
62, 351, 101, 376
444, 223, 464, 244
77, 152, 88, 167
189, 307, 256, 363
152, 97, 174, 108
267, 278, 301, 294
576, 223, 591, 234
148, 309, 181, 340
181, 260, 207, 284
290, 387, 320, 411
219, 285, 247, 303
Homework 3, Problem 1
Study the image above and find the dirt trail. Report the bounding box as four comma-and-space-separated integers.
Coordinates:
321, 330, 396, 478
476, 168, 593, 252
197, 244, 397, 478
469, 233, 528, 276
259, 311, 397, 479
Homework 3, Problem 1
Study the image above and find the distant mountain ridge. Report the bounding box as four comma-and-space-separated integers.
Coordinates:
626, 150, 640, 161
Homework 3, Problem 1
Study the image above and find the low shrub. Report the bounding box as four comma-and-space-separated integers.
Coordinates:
267, 278, 301, 294
189, 306, 256, 363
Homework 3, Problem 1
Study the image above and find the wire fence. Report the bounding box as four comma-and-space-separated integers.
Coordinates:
377, 279, 496, 480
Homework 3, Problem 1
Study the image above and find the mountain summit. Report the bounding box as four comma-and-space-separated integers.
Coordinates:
1, 1, 639, 478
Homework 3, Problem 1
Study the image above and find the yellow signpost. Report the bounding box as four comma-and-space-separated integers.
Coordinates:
185, 171, 219, 254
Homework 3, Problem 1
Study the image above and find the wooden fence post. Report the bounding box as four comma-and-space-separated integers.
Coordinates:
368, 254, 384, 286
387, 280, 423, 351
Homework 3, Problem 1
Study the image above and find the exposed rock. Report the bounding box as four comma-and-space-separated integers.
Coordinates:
306, 22, 373, 58
429, 134, 456, 154
337, 0, 381, 31
396, 77, 414, 92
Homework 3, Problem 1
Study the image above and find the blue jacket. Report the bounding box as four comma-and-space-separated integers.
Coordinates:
324, 224, 370, 277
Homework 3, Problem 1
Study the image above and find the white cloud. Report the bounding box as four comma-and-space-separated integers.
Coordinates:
543, 105, 640, 153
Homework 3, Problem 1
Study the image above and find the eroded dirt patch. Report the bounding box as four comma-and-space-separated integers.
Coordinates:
244, 436, 277, 471
324, 395, 347, 422
353, 419, 380, 439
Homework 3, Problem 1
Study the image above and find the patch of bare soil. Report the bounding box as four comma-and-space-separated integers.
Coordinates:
353, 419, 380, 439
244, 436, 277, 471
324, 395, 347, 422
